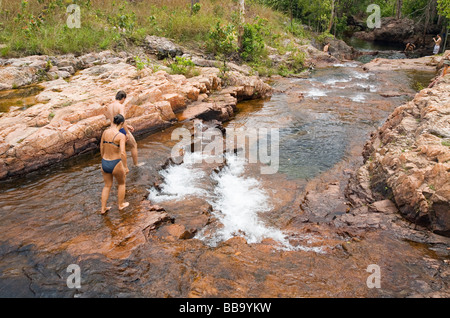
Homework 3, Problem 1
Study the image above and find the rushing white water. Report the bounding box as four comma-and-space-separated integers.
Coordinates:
351, 70, 372, 80
333, 62, 360, 68
148, 152, 209, 201
350, 93, 366, 102
306, 87, 328, 99
355, 83, 378, 92
200, 155, 284, 245
323, 77, 352, 85
149, 153, 325, 253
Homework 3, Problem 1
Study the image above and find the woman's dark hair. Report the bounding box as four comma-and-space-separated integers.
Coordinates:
113, 114, 125, 126
116, 90, 127, 101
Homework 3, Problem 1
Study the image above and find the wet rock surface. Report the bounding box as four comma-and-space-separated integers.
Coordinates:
363, 54, 443, 73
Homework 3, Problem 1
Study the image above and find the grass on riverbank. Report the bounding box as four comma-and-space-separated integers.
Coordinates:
0, 0, 311, 76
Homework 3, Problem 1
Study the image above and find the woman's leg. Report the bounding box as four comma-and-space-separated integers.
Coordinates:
113, 162, 129, 210
101, 171, 113, 214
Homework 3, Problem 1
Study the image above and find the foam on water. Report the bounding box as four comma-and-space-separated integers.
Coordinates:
148, 152, 209, 202
355, 83, 378, 92
149, 153, 325, 253
323, 77, 352, 85
350, 93, 366, 102
306, 88, 328, 99
351, 71, 372, 80
333, 62, 360, 68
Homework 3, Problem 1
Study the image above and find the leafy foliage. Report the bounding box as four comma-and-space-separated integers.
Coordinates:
438, 0, 450, 20
169, 56, 199, 77
241, 17, 268, 62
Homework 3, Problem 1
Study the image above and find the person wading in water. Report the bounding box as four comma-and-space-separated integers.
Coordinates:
106, 91, 139, 167
100, 114, 129, 214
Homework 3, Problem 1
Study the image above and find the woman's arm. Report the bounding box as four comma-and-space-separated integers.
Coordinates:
119, 135, 128, 173
100, 133, 105, 157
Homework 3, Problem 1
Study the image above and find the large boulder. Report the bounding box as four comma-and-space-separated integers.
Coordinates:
144, 35, 184, 59
354, 17, 417, 44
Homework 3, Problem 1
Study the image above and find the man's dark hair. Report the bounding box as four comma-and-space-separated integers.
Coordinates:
113, 114, 125, 125
115, 91, 127, 101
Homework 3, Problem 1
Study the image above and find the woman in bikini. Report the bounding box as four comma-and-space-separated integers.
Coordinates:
100, 114, 129, 214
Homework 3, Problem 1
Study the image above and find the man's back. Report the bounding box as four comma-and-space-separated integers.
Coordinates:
107, 100, 125, 123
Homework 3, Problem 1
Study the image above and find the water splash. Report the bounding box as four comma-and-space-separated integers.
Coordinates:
148, 152, 209, 202
149, 153, 325, 253
350, 93, 366, 103
306, 88, 328, 99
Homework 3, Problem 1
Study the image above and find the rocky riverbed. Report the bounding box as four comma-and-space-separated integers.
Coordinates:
0, 42, 449, 298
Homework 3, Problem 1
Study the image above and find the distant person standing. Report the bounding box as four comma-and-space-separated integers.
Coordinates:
433, 35, 442, 55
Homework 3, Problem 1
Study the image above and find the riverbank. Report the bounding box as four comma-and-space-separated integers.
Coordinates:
346, 55, 450, 237
0, 49, 274, 180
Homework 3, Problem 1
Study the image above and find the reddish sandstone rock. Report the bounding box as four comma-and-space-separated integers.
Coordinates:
0, 53, 272, 180
163, 93, 186, 112
349, 75, 450, 236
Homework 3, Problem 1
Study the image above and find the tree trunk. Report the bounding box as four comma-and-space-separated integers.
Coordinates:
328, 0, 336, 33
444, 25, 449, 53
396, 0, 403, 20
423, 1, 432, 46
238, 0, 245, 50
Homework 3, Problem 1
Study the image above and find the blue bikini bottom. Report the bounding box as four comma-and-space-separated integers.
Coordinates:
102, 159, 121, 174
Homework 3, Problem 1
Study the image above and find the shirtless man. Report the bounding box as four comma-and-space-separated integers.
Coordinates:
106, 91, 139, 168
433, 35, 442, 55
323, 43, 331, 56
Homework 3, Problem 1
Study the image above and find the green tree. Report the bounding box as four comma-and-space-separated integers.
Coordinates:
438, 0, 450, 19
207, 21, 238, 72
